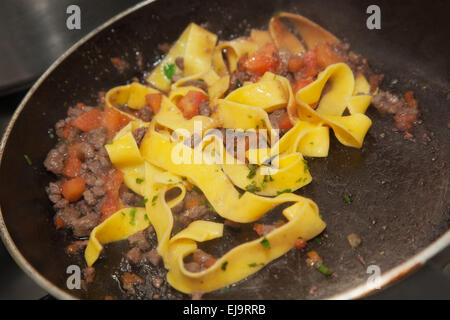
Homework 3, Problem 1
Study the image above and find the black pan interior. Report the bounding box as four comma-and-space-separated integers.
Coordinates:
0, 0, 449, 299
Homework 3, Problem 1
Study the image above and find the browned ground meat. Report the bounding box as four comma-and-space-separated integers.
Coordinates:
228, 70, 252, 93
372, 90, 419, 132
136, 105, 153, 122
278, 47, 292, 77
175, 57, 185, 70
185, 249, 216, 272
120, 185, 144, 207
44, 147, 65, 175
66, 240, 89, 255
121, 272, 143, 293
83, 267, 96, 283
128, 230, 151, 251
268, 109, 286, 130
253, 223, 276, 236
126, 247, 143, 264
181, 80, 208, 92
198, 100, 212, 116
144, 249, 162, 266
132, 127, 148, 146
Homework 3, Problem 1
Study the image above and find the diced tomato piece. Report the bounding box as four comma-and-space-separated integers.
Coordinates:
315, 42, 344, 69
306, 250, 323, 265
102, 107, 130, 138
294, 238, 307, 250
293, 77, 314, 93
302, 50, 319, 79
177, 91, 208, 119
62, 122, 72, 139
121, 273, 143, 287
68, 143, 84, 160
241, 43, 280, 76
71, 109, 103, 132
61, 177, 86, 202
63, 157, 82, 178
288, 56, 305, 73
55, 217, 65, 229
404, 91, 418, 108
146, 93, 163, 114
101, 169, 124, 221
185, 199, 200, 210
278, 112, 293, 131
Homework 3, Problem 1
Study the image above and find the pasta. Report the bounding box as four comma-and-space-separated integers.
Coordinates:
82, 12, 376, 295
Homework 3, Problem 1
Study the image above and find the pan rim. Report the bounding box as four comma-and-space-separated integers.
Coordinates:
0, 0, 448, 300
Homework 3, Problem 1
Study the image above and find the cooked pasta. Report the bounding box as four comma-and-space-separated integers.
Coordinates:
77, 12, 377, 295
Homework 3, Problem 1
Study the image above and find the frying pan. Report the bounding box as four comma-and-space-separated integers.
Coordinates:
0, 0, 449, 300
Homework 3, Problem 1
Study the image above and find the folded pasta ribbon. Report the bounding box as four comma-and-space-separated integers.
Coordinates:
147, 23, 218, 91
166, 193, 324, 293
295, 63, 373, 148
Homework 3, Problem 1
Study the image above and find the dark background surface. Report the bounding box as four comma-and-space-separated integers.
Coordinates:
0, 0, 449, 299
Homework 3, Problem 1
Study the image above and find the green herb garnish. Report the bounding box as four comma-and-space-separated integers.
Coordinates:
343, 194, 352, 204
314, 236, 323, 244
163, 63, 176, 80
236, 80, 243, 88
260, 237, 270, 249
246, 164, 259, 179
24, 154, 32, 165
129, 208, 136, 225
144, 213, 149, 221
245, 181, 261, 193
221, 261, 228, 271
151, 195, 158, 206
136, 177, 144, 184
317, 263, 333, 276
276, 189, 291, 195
303, 159, 309, 173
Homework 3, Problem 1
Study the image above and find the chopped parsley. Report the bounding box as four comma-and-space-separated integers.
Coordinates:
245, 181, 261, 193
163, 63, 176, 80
141, 197, 148, 206
144, 213, 149, 221
260, 237, 270, 249
343, 194, 352, 204
221, 261, 228, 271
220, 285, 231, 291
317, 263, 333, 276
260, 119, 267, 127
121, 211, 126, 216
200, 199, 207, 206
303, 159, 309, 173
276, 189, 291, 195
314, 236, 323, 244
246, 164, 259, 179
136, 177, 144, 184
129, 208, 136, 225
151, 195, 158, 206
248, 262, 264, 268
236, 80, 243, 88
24, 154, 32, 165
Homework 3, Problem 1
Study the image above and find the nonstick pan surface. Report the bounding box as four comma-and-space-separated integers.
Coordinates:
0, 0, 449, 299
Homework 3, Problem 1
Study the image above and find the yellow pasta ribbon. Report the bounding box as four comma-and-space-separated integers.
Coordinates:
147, 23, 218, 91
